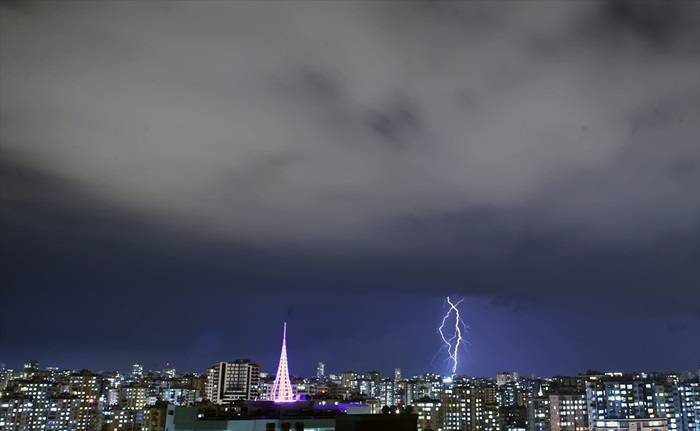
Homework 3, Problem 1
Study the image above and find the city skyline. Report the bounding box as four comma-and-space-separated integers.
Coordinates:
3, 1, 700, 383
4, 360, 699, 383
2, 356, 698, 431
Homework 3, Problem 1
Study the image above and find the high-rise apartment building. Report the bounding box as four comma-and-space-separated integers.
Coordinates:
585, 373, 690, 431
45, 395, 82, 431
440, 382, 475, 431
121, 385, 148, 410
0, 396, 33, 430
527, 395, 551, 431
15, 380, 53, 429
341, 372, 356, 391
415, 397, 443, 431
550, 393, 588, 431
205, 360, 260, 403
131, 364, 143, 380
378, 378, 396, 407
397, 378, 419, 406
68, 370, 101, 431
677, 379, 700, 431
316, 362, 325, 379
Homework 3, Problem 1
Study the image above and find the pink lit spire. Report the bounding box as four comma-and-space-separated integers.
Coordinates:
270, 322, 295, 402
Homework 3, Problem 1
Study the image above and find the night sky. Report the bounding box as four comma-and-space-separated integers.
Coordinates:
1, 1, 699, 378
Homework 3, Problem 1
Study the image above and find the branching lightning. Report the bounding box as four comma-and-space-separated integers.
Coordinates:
437, 296, 466, 376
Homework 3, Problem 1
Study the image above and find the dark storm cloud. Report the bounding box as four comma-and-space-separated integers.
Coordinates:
365, 99, 422, 148
604, 0, 686, 46
1, 1, 700, 371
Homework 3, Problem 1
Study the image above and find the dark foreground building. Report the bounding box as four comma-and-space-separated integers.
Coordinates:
164, 401, 417, 430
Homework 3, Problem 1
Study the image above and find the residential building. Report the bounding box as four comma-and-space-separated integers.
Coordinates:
205, 360, 260, 403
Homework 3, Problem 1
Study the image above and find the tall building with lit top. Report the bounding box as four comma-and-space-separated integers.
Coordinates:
131, 364, 143, 380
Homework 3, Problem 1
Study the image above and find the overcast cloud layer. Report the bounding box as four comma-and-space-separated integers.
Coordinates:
1, 1, 700, 372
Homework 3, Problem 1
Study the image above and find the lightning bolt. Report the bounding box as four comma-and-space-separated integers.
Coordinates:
437, 296, 466, 376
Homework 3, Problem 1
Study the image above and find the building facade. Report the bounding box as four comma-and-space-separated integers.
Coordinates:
205, 360, 260, 404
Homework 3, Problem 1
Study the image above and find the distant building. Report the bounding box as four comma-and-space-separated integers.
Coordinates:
162, 363, 176, 379
341, 372, 357, 391
131, 363, 143, 380
422, 374, 444, 400
22, 360, 40, 379
0, 368, 9, 392
317, 362, 326, 379
379, 378, 396, 407
205, 360, 260, 403
497, 372, 516, 387
161, 387, 199, 406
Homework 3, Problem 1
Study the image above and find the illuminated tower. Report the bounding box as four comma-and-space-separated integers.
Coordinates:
270, 322, 295, 402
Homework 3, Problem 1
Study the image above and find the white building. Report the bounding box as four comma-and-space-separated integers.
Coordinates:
205, 360, 260, 403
